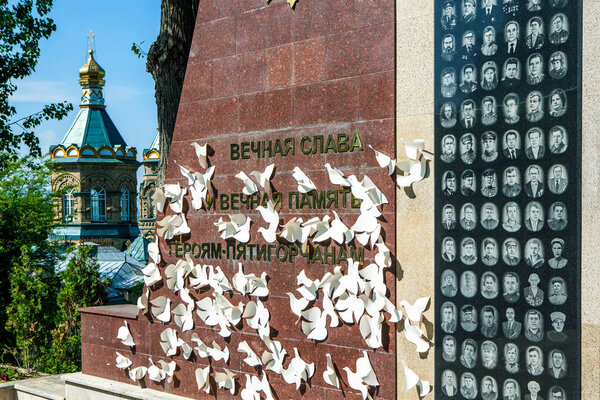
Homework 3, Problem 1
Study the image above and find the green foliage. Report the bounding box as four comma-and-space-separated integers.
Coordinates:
0, 0, 73, 163
131, 41, 147, 59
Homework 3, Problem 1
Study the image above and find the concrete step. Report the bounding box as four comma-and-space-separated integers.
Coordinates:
13, 375, 65, 400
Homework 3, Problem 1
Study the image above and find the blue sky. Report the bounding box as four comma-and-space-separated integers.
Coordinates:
12, 0, 161, 163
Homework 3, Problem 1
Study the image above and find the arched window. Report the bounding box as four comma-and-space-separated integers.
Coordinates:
147, 189, 156, 218
120, 188, 130, 221
62, 190, 74, 222
91, 188, 106, 222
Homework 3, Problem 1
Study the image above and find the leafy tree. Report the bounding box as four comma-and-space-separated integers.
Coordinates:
0, 0, 72, 166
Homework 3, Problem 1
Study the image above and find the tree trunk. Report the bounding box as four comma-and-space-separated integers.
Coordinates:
146, 0, 199, 187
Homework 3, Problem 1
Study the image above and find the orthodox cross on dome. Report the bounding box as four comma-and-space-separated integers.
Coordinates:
87, 30, 95, 52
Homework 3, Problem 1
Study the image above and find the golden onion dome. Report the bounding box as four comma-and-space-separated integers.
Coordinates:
78, 49, 105, 87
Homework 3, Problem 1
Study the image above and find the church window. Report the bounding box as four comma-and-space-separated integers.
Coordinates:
91, 188, 106, 222
120, 188, 130, 221
63, 190, 75, 222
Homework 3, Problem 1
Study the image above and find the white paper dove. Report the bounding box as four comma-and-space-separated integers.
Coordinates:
324, 163, 351, 186
171, 303, 194, 332
401, 360, 431, 397
128, 366, 147, 381
256, 200, 279, 243
195, 366, 211, 393
141, 262, 162, 286
190, 166, 215, 210
301, 307, 328, 341
400, 138, 426, 160
301, 216, 331, 243
296, 270, 319, 301
279, 217, 306, 244
215, 368, 237, 394
137, 288, 149, 314
292, 167, 316, 193
323, 353, 340, 388
286, 292, 309, 317
250, 164, 275, 196
238, 341, 262, 367
282, 348, 315, 389
318, 266, 343, 299
242, 300, 270, 337
151, 188, 167, 214
343, 351, 379, 400
147, 358, 167, 383
148, 236, 160, 264
396, 158, 426, 189
189, 263, 210, 289
208, 266, 233, 294
369, 145, 396, 175
214, 214, 252, 243
156, 214, 190, 240
115, 352, 132, 369
158, 360, 176, 383
150, 296, 171, 323
207, 341, 230, 363
329, 211, 354, 244
400, 296, 430, 323
175, 161, 196, 186
241, 374, 275, 400
261, 338, 287, 374
117, 321, 135, 347
159, 328, 182, 357
336, 258, 365, 297
335, 292, 365, 324
235, 171, 259, 195
403, 317, 430, 353
374, 241, 392, 269
233, 263, 269, 298
163, 183, 187, 213
191, 142, 208, 169
359, 313, 384, 349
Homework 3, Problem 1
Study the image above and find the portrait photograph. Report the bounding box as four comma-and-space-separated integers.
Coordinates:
548, 386, 567, 400
549, 13, 569, 44
480, 271, 499, 299
549, 51, 568, 79
503, 271, 521, 302
526, 346, 545, 376
480, 202, 499, 230
502, 202, 522, 232
442, 204, 457, 230
480, 376, 499, 400
460, 64, 478, 94
441, 134, 457, 163
525, 16, 545, 50
524, 238, 545, 268
503, 379, 521, 400
525, 201, 545, 232
548, 201, 567, 231
481, 61, 498, 91
441, 0, 458, 30
481, 238, 499, 266
481, 26, 498, 56
548, 349, 567, 379
460, 99, 477, 129
524, 164, 545, 198
442, 34, 457, 61
503, 129, 522, 159
549, 238, 568, 269
440, 102, 458, 128
525, 127, 545, 160
524, 272, 545, 307
480, 305, 499, 338
526, 53, 545, 85
461, 372, 478, 400
441, 369, 458, 397
548, 164, 568, 194
503, 20, 520, 56
461, 339, 478, 369
441, 269, 458, 297
442, 170, 457, 196
481, 169, 498, 198
502, 58, 521, 89
460, 305, 478, 333
549, 88, 567, 117
481, 131, 498, 162
481, 96, 497, 126
460, 270, 478, 298
548, 311, 567, 343
503, 307, 522, 340
462, 0, 477, 23
461, 169, 476, 196
460, 203, 477, 231
503, 93, 520, 124
526, 91, 544, 123
549, 125, 568, 154
442, 335, 457, 362
502, 166, 522, 197
526, 381, 543, 400
524, 309, 544, 342
441, 302, 458, 334
461, 237, 478, 265
528, 0, 543, 11
504, 343, 520, 373
481, 0, 499, 24
503, 240, 521, 267
442, 236, 457, 262
441, 67, 457, 98
548, 277, 568, 305
461, 134, 478, 164
462, 29, 478, 58
480, 341, 498, 369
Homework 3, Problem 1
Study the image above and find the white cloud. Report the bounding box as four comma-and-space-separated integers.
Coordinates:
39, 129, 59, 153
11, 80, 77, 104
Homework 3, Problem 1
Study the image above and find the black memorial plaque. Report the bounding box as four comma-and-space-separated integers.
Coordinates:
435, 0, 581, 399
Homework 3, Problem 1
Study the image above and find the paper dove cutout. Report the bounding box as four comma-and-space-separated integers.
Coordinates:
158, 360, 176, 383
160, 328, 182, 357
336, 258, 365, 297
396, 158, 426, 189
292, 167, 316, 193
296, 270, 319, 301
195, 366, 211, 393
151, 188, 166, 214
359, 313, 384, 349
301, 307, 328, 341
208, 266, 233, 295
250, 164, 274, 195
150, 296, 171, 323
117, 321, 135, 347
190, 166, 215, 210
286, 292, 309, 317
400, 296, 430, 323
147, 358, 167, 383
279, 217, 304, 244
238, 341, 262, 367
261, 338, 288, 374
156, 214, 190, 240
335, 292, 365, 324
323, 353, 340, 388
148, 236, 160, 264
241, 374, 275, 400
141, 262, 162, 286
207, 341, 230, 363
115, 352, 132, 369
233, 264, 269, 298
137, 289, 149, 314
329, 211, 354, 244
235, 171, 258, 195
343, 351, 379, 400
374, 241, 392, 269
401, 360, 431, 397
369, 145, 396, 175
403, 317, 430, 353
324, 163, 351, 186
163, 183, 187, 213
129, 366, 148, 381
400, 137, 426, 160
282, 348, 315, 389
171, 303, 194, 332
214, 214, 252, 243
215, 368, 237, 394
242, 300, 270, 337
256, 200, 279, 243
191, 142, 208, 169
175, 161, 196, 186
302, 216, 331, 243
